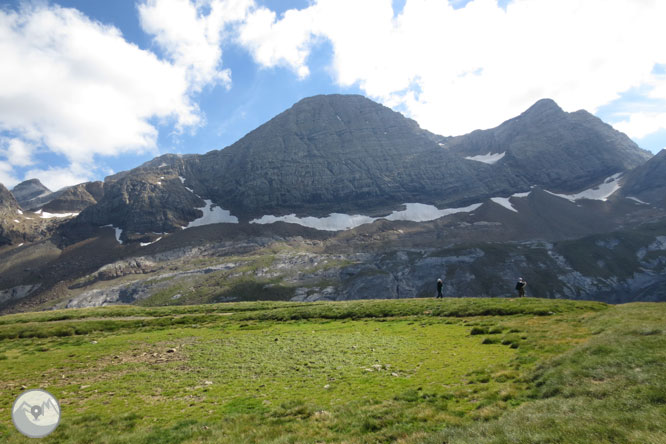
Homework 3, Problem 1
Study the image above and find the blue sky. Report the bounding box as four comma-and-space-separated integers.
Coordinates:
0, 0, 664, 190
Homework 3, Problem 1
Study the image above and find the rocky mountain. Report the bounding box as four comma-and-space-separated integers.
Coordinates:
71, 95, 530, 238
446, 99, 651, 191
40, 181, 104, 213
0, 183, 26, 246
0, 94, 664, 312
0, 184, 51, 246
11, 179, 104, 214
70, 95, 652, 240
619, 149, 666, 208
11, 179, 52, 210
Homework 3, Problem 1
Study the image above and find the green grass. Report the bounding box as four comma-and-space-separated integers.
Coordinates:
0, 298, 664, 443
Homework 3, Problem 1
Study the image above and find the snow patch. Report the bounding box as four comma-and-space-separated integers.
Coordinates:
38, 211, 80, 219
627, 196, 649, 205
251, 213, 375, 231
384, 203, 481, 222
464, 152, 505, 164
490, 197, 517, 212
185, 200, 238, 228
102, 225, 123, 244
140, 237, 162, 247
251, 203, 482, 231
511, 191, 531, 198
489, 191, 531, 212
546, 173, 622, 202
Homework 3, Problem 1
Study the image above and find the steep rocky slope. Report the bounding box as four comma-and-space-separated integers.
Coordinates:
619, 149, 666, 207
447, 99, 651, 191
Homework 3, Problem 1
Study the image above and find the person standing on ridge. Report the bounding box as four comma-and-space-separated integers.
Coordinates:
436, 278, 443, 298
515, 277, 527, 297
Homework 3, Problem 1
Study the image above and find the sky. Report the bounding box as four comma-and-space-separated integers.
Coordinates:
0, 0, 664, 191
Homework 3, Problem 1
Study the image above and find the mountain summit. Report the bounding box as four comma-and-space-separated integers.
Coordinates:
447, 98, 651, 191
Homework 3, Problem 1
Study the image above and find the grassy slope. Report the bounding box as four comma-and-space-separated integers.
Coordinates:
0, 298, 663, 443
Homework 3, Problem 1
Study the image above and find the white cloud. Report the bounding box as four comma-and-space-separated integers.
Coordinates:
238, 5, 318, 78
0, 138, 34, 167
612, 112, 666, 140
0, 4, 202, 186
23, 164, 93, 191
0, 160, 19, 188
235, 0, 666, 137
138, 0, 253, 90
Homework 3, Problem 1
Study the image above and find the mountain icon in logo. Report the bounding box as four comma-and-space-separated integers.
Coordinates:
12, 389, 61, 438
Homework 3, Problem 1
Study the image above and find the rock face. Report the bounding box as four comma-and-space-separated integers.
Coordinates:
73, 173, 205, 238
447, 99, 652, 191
41, 181, 104, 213
11, 179, 51, 210
620, 149, 666, 207
0, 183, 20, 211
0, 183, 26, 245
187, 94, 513, 219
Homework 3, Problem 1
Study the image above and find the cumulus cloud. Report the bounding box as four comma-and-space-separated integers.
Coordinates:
236, 0, 666, 138
0, 138, 34, 167
238, 5, 319, 78
23, 164, 93, 192
0, 3, 204, 186
0, 160, 19, 188
138, 0, 253, 90
613, 112, 666, 140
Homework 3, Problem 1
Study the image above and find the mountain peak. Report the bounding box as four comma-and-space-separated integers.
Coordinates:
11, 178, 52, 209
522, 98, 564, 117
13, 178, 50, 192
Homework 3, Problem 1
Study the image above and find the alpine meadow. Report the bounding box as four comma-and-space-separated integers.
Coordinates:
2, 0, 666, 442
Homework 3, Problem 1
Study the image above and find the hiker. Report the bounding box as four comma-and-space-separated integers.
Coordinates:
515, 277, 526, 297
436, 278, 443, 298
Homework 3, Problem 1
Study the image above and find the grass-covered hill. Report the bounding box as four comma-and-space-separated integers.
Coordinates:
0, 298, 664, 443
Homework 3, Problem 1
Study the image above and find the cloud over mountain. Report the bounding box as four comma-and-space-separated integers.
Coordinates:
236, 0, 666, 139
0, 3, 202, 187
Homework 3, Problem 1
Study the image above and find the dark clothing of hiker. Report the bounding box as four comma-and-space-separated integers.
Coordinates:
436, 279, 443, 298
515, 278, 526, 297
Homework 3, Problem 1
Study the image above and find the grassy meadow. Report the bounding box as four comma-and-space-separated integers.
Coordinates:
0, 298, 664, 443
